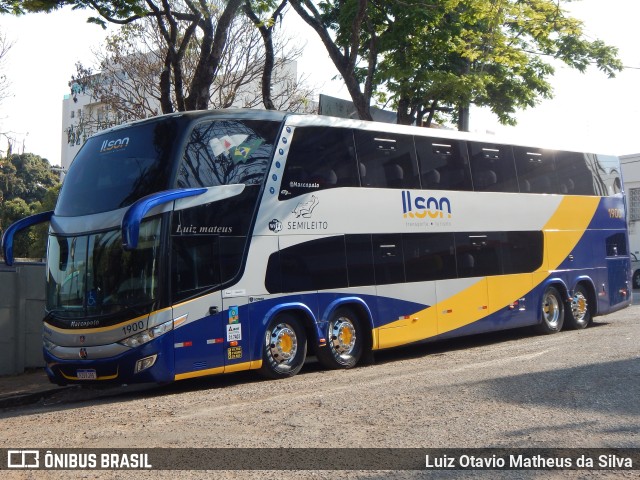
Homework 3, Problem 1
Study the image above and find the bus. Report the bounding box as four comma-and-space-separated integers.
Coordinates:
1, 109, 631, 385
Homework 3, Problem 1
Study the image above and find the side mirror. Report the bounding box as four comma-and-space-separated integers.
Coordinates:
1, 211, 54, 266
121, 188, 206, 250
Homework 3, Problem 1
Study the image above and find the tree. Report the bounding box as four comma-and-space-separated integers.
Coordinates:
291, 0, 622, 129
289, 0, 377, 121
378, 0, 623, 129
7, 0, 245, 113
65, 3, 315, 144
0, 30, 11, 106
0, 153, 61, 259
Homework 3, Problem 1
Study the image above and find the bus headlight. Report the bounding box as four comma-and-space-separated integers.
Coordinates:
43, 337, 56, 352
119, 319, 174, 348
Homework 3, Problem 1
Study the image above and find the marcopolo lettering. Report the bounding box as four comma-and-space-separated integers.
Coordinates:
402, 190, 451, 219
100, 137, 130, 153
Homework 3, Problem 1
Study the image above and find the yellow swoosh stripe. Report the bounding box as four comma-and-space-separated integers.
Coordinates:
374, 196, 601, 349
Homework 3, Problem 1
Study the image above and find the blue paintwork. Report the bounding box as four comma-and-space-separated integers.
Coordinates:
44, 330, 175, 385
1, 210, 53, 266
121, 188, 206, 250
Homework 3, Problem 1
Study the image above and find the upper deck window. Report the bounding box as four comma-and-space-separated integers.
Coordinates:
177, 120, 280, 188
354, 131, 420, 189
414, 137, 472, 191
278, 126, 358, 200
468, 142, 518, 193
56, 119, 179, 216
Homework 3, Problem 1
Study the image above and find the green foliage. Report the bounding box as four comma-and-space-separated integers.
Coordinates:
297, 0, 622, 128
372, 0, 623, 127
0, 153, 61, 259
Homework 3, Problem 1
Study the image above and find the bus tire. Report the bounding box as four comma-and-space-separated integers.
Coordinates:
259, 313, 307, 379
536, 286, 564, 334
565, 284, 592, 330
316, 307, 363, 369
633, 270, 640, 289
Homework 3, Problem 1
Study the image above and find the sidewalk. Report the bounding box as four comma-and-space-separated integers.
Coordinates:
0, 369, 69, 409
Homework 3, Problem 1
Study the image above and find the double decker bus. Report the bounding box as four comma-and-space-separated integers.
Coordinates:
1, 109, 631, 385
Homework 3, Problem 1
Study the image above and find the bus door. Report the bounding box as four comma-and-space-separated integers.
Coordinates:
171, 291, 226, 376
170, 230, 228, 375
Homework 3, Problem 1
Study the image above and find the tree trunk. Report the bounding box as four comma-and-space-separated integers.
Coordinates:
290, 0, 373, 121
458, 103, 470, 132
185, 0, 243, 111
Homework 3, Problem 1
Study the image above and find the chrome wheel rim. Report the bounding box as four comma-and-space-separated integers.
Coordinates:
542, 291, 560, 328
329, 316, 357, 359
571, 291, 588, 325
266, 323, 298, 369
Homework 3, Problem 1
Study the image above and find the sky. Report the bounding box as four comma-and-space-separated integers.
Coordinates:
0, 0, 639, 167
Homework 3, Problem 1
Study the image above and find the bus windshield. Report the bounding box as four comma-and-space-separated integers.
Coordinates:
56, 118, 181, 217
46, 218, 161, 317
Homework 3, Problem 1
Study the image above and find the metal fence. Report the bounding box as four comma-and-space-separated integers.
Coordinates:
0, 262, 46, 375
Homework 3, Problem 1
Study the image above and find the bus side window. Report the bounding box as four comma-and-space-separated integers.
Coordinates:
171, 235, 222, 303
264, 236, 348, 293
278, 127, 358, 200
178, 120, 278, 188
373, 234, 405, 284
554, 151, 596, 196
513, 147, 559, 194
354, 131, 420, 189
403, 233, 456, 282
468, 142, 518, 193
454, 233, 502, 278
414, 137, 472, 191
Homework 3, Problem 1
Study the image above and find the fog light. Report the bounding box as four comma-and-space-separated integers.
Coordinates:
135, 354, 158, 374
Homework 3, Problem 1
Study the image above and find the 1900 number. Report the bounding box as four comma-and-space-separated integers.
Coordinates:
122, 321, 145, 336
608, 208, 624, 219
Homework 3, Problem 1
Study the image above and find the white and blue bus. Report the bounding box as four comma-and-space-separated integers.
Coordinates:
1, 109, 631, 385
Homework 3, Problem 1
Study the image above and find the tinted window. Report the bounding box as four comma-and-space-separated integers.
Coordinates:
455, 232, 502, 278
606, 232, 628, 256
501, 231, 543, 274
178, 120, 280, 188
57, 119, 179, 216
346, 235, 375, 287
468, 142, 518, 192
279, 127, 358, 200
373, 234, 405, 284
265, 236, 348, 293
354, 132, 420, 189
403, 233, 456, 282
172, 235, 221, 302
513, 147, 558, 194
594, 154, 622, 196
554, 151, 596, 195
414, 137, 472, 191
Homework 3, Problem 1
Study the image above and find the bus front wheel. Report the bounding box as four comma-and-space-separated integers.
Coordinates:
565, 284, 592, 330
316, 307, 363, 369
536, 286, 564, 334
259, 314, 307, 379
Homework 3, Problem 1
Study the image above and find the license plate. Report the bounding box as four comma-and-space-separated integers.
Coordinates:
77, 369, 97, 380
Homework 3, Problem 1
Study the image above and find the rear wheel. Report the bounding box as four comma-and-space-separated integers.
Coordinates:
536, 286, 564, 334
259, 314, 307, 379
633, 270, 640, 289
565, 284, 592, 330
316, 307, 363, 369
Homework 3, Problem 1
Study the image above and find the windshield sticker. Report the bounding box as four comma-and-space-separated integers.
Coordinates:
100, 136, 129, 153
